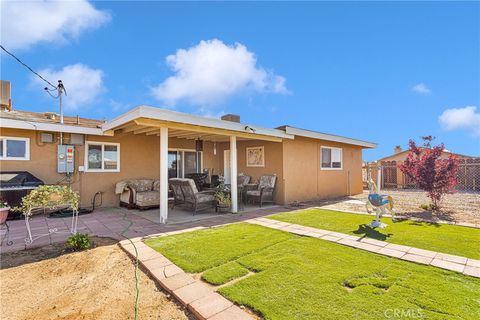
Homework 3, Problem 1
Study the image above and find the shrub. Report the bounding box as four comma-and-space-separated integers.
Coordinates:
399, 137, 459, 209
66, 233, 91, 251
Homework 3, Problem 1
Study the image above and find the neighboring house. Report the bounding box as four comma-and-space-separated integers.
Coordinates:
0, 103, 376, 222
378, 146, 474, 162
365, 146, 478, 190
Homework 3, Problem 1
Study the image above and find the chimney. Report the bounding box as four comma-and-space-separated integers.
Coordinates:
0, 80, 12, 112
394, 146, 402, 154
221, 114, 240, 123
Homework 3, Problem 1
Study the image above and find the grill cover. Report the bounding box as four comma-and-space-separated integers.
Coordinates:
0, 171, 44, 188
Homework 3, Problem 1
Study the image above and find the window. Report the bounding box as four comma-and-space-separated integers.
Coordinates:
85, 142, 120, 172
168, 149, 202, 178
0, 137, 30, 160
320, 146, 342, 170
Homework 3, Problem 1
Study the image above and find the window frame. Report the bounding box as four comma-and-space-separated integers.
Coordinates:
84, 141, 121, 172
320, 146, 343, 170
0, 136, 30, 161
168, 148, 203, 178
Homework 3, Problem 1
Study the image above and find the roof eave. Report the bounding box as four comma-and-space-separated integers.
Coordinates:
102, 105, 294, 139
283, 126, 377, 148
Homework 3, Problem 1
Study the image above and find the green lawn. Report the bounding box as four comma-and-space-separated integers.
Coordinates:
269, 208, 480, 259
145, 223, 480, 320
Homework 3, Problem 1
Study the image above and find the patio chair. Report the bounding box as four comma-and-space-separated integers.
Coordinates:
185, 173, 209, 191
237, 175, 251, 188
245, 175, 277, 207
170, 178, 216, 215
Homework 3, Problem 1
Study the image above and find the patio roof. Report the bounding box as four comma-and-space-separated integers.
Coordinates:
102, 105, 294, 142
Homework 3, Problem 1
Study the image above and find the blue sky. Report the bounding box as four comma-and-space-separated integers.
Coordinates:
1, 1, 479, 160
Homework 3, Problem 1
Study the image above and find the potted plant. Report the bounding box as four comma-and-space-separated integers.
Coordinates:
0, 200, 10, 224
214, 183, 231, 212
214, 191, 231, 212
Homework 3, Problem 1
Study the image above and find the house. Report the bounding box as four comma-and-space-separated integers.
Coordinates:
365, 146, 478, 190
379, 145, 474, 162
1, 101, 376, 222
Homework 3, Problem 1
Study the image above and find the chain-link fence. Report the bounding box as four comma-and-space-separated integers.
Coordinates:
363, 158, 480, 191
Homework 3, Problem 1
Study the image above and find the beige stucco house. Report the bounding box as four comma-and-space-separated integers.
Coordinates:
0, 105, 376, 222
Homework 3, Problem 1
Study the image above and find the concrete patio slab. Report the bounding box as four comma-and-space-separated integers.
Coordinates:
173, 281, 214, 305
435, 253, 468, 265
209, 305, 255, 320
430, 259, 465, 273
160, 272, 196, 291
407, 247, 438, 258
463, 266, 480, 278
401, 254, 433, 265
189, 293, 233, 320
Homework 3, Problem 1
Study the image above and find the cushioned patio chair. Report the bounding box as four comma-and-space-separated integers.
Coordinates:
169, 178, 216, 215
245, 175, 277, 207
237, 175, 251, 188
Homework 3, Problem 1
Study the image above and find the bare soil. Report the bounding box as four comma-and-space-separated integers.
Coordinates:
0, 237, 192, 320
309, 190, 480, 225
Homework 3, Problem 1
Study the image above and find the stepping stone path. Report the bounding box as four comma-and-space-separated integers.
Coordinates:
119, 226, 255, 320
246, 217, 480, 278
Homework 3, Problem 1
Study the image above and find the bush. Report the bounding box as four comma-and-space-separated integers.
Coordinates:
66, 233, 91, 251
399, 137, 459, 209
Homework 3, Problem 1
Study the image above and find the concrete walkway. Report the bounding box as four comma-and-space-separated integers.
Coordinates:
247, 217, 480, 278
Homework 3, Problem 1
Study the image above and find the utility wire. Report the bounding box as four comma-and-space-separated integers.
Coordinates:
0, 44, 57, 89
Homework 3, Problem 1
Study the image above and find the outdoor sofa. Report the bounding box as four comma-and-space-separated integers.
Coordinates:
115, 179, 161, 210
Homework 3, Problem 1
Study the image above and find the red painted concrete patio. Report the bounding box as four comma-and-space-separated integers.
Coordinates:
0, 205, 293, 253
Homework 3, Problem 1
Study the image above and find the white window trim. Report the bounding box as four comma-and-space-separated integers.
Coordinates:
0, 136, 30, 160
84, 141, 121, 172
168, 148, 203, 178
320, 146, 343, 170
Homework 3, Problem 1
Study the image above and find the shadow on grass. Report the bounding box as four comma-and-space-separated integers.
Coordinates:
353, 224, 393, 241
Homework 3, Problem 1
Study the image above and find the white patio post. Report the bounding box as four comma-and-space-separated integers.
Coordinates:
230, 135, 238, 213
159, 126, 169, 223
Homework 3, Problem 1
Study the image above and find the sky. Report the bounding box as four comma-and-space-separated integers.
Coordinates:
1, 1, 479, 161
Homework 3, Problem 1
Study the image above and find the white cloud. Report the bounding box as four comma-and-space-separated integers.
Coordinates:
411, 83, 431, 94
1, 0, 110, 50
439, 106, 480, 136
32, 64, 105, 110
151, 39, 289, 107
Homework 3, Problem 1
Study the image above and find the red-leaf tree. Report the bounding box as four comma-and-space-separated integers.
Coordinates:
399, 138, 460, 209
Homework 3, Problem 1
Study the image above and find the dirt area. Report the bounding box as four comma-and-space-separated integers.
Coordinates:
0, 237, 192, 320
310, 190, 480, 225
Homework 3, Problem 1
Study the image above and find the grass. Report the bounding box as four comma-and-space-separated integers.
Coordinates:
201, 261, 249, 285
269, 208, 480, 259
144, 223, 295, 272
146, 223, 480, 320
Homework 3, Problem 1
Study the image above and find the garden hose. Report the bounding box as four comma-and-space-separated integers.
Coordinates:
121, 211, 140, 320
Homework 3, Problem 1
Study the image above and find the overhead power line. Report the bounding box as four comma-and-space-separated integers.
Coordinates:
0, 44, 57, 89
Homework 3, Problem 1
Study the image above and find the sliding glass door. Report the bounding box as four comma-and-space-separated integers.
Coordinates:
168, 150, 202, 178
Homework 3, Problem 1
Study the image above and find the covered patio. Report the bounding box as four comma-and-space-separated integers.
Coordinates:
102, 106, 293, 223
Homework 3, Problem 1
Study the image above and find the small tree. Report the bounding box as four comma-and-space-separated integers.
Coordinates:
399, 138, 459, 209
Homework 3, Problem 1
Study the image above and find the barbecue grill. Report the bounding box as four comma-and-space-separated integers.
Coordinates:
0, 171, 44, 219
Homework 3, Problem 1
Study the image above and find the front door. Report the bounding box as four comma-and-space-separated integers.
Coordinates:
224, 150, 231, 184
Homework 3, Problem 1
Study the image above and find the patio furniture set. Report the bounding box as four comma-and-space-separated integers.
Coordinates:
115, 174, 277, 215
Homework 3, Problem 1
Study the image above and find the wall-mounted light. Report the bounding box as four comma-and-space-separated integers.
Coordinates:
213, 142, 217, 155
